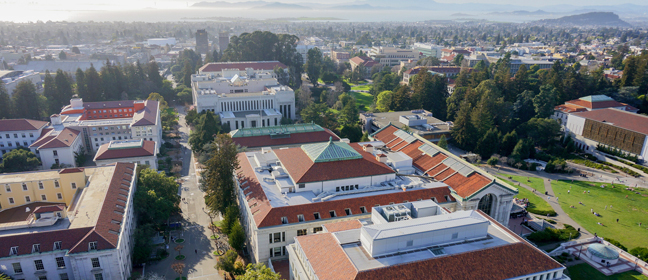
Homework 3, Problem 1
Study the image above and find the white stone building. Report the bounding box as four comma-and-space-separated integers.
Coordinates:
234, 125, 517, 265
0, 119, 48, 158
0, 70, 43, 96
93, 140, 158, 170
191, 64, 295, 129
369, 46, 420, 67
553, 95, 639, 126
30, 126, 84, 169
288, 201, 568, 280
0, 163, 138, 280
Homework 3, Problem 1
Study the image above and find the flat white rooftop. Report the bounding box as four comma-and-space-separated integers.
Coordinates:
70, 166, 115, 228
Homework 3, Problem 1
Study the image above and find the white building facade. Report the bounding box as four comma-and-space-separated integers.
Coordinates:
0, 119, 48, 158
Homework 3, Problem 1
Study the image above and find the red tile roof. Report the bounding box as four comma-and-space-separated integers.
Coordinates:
324, 219, 363, 233
199, 61, 287, 73
132, 100, 159, 126
0, 202, 63, 224
0, 163, 136, 257
80, 100, 136, 110
33, 204, 66, 214
295, 233, 357, 280
566, 99, 627, 109
94, 140, 156, 160
0, 119, 48, 132
236, 153, 454, 228
573, 108, 648, 135
30, 128, 81, 149
555, 104, 588, 113
273, 143, 394, 184
59, 167, 84, 174
372, 124, 499, 199
231, 129, 340, 149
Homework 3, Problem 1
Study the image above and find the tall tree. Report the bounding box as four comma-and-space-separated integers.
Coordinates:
390, 86, 411, 111
84, 65, 103, 101
0, 148, 40, 172
533, 85, 558, 118
12, 80, 41, 119
43, 70, 57, 113
203, 134, 240, 215
75, 68, 87, 98
451, 100, 477, 150
238, 264, 282, 280
189, 112, 221, 153
53, 69, 73, 112
0, 81, 12, 119
147, 61, 163, 90
476, 128, 501, 158
305, 47, 323, 85
134, 169, 180, 225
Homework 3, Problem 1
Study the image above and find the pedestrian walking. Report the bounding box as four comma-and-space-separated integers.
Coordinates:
610, 205, 613, 209
547, 196, 551, 200
605, 205, 607, 210
195, 249, 198, 254
588, 190, 590, 194
591, 208, 593, 213
617, 218, 619, 223
568, 190, 570, 194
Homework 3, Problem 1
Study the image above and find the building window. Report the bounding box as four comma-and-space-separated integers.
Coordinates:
297, 214, 304, 222
10, 246, 18, 255
298, 183, 305, 188
452, 232, 459, 239
329, 210, 336, 217
297, 229, 307, 236
39, 276, 47, 280
41, 195, 47, 201
55, 180, 60, 188
94, 274, 103, 280
360, 206, 367, 213
32, 244, 40, 253
13, 134, 18, 138
60, 273, 70, 280
273, 232, 283, 243
39, 181, 44, 189
313, 227, 323, 233
22, 183, 27, 191
8, 197, 14, 204
5, 184, 10, 192
55, 159, 59, 165
345, 208, 352, 215
53, 150, 58, 156
12, 262, 22, 273
91, 257, 100, 267
281, 216, 288, 224
57, 193, 63, 200
313, 212, 320, 220
53, 241, 62, 250
71, 183, 77, 189
25, 196, 31, 203
34, 259, 45, 270
89, 242, 98, 251
56, 257, 66, 268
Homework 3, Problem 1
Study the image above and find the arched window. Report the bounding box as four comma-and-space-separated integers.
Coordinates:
478, 193, 496, 216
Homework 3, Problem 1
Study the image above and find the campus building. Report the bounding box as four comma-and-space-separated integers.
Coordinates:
234, 125, 517, 265
229, 123, 340, 150
195, 29, 209, 54
368, 47, 420, 67
0, 119, 48, 158
93, 140, 158, 170
191, 62, 296, 128
361, 110, 452, 142
0, 70, 42, 95
288, 201, 567, 280
0, 163, 137, 280
564, 108, 648, 160
553, 95, 639, 125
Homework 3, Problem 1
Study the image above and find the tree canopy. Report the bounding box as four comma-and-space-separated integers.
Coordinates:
0, 148, 40, 173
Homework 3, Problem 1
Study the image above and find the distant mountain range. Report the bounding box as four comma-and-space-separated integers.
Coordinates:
250, 2, 311, 10
532, 12, 632, 27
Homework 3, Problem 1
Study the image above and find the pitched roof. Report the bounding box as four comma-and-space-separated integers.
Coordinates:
273, 143, 394, 184
573, 108, 648, 135
372, 124, 513, 199
324, 219, 363, 233
354, 242, 562, 280
231, 129, 340, 148
0, 202, 63, 224
131, 100, 159, 126
236, 153, 454, 228
0, 119, 48, 132
0, 227, 94, 258
199, 61, 287, 73
94, 140, 156, 160
59, 167, 84, 174
81, 100, 135, 110
302, 140, 363, 162
295, 233, 357, 280
33, 204, 66, 214
30, 128, 81, 149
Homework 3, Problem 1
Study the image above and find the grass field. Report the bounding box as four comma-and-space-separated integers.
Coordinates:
552, 180, 648, 249
503, 174, 547, 193
497, 176, 555, 216
567, 263, 648, 280
351, 85, 371, 91
350, 91, 373, 109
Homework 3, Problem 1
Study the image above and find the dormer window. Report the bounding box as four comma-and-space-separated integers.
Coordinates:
297, 214, 304, 222
344, 208, 352, 215
281, 217, 288, 224
32, 244, 40, 253
88, 241, 97, 251
313, 212, 320, 220
10, 246, 18, 255
53, 241, 62, 250
329, 210, 337, 218
360, 206, 367, 213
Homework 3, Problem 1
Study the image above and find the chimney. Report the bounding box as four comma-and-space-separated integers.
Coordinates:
70, 98, 83, 108
363, 144, 374, 153
50, 114, 62, 125
133, 100, 145, 112
376, 153, 387, 163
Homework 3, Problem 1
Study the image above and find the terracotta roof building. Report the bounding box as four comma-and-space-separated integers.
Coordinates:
288, 201, 566, 280
29, 127, 84, 169
553, 95, 639, 126
565, 108, 648, 160
236, 126, 517, 265
199, 61, 286, 74
94, 140, 158, 169
349, 56, 379, 78
0, 163, 138, 280
0, 119, 49, 159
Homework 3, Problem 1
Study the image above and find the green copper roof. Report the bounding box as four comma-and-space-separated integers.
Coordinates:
580, 95, 614, 102
301, 138, 363, 163
229, 123, 324, 138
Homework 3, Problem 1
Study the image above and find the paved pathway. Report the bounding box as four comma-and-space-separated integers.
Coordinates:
146, 108, 224, 280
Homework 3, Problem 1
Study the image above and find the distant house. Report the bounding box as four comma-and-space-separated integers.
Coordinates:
0, 119, 48, 159
94, 140, 158, 170
349, 56, 378, 78
553, 95, 639, 125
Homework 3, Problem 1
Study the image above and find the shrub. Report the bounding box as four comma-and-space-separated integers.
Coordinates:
630, 247, 648, 262
527, 224, 580, 243
604, 238, 628, 251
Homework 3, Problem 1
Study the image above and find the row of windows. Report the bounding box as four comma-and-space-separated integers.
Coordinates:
0, 132, 34, 139
11, 259, 101, 280
92, 109, 133, 114
4, 180, 65, 192
92, 125, 129, 131
0, 140, 34, 148
6, 193, 65, 204
10, 242, 98, 257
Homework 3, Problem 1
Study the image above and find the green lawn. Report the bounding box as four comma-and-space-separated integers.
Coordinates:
350, 91, 373, 109
552, 180, 648, 249
503, 174, 547, 193
497, 176, 555, 216
567, 263, 648, 280
351, 85, 371, 91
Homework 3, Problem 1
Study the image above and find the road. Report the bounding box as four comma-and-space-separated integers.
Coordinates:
146, 106, 223, 280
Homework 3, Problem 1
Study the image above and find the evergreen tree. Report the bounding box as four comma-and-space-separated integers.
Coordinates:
181, 61, 193, 88
500, 130, 519, 156
189, 112, 221, 153
43, 70, 57, 113
305, 48, 323, 85
451, 100, 477, 151
75, 68, 87, 98
390, 86, 411, 111
84, 65, 103, 101
12, 80, 41, 119
204, 134, 240, 215
476, 128, 500, 158
0, 82, 12, 119
533, 85, 558, 118
147, 61, 163, 90
53, 70, 73, 112
437, 135, 448, 150
339, 98, 359, 126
